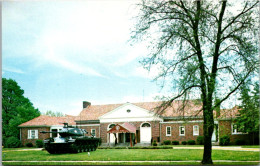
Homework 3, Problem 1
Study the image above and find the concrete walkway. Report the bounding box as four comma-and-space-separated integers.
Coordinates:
2, 148, 43, 152
172, 146, 260, 152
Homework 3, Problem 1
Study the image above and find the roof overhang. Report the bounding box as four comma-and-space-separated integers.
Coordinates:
18, 125, 52, 128
75, 120, 100, 124
163, 116, 203, 120
107, 123, 136, 133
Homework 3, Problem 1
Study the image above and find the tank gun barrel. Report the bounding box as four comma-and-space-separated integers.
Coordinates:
40, 131, 59, 134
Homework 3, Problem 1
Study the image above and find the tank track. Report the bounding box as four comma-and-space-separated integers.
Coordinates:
44, 138, 99, 154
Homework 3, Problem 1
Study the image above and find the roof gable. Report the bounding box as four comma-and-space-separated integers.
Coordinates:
99, 103, 162, 123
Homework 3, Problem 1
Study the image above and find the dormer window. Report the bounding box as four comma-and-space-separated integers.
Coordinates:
127, 109, 131, 113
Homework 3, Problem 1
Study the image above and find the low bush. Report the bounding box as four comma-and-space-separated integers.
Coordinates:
196, 136, 204, 145
235, 139, 246, 145
181, 141, 187, 145
163, 140, 171, 145
172, 141, 179, 145
98, 146, 172, 149
26, 143, 33, 147
187, 140, 196, 145
6, 137, 21, 148
220, 135, 230, 146
152, 140, 157, 146
36, 140, 44, 148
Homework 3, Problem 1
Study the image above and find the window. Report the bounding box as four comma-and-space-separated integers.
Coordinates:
166, 126, 171, 136
108, 124, 115, 129
232, 124, 245, 134
193, 125, 199, 136
51, 129, 58, 137
179, 126, 185, 136
141, 123, 151, 127
127, 109, 131, 113
91, 129, 96, 137
28, 130, 38, 139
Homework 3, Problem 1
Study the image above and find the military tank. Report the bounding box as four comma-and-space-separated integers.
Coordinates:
40, 123, 101, 154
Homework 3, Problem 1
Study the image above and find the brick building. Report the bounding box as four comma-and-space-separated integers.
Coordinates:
18, 100, 251, 146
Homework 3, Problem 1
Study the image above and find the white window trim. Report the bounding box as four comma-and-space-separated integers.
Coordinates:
193, 125, 199, 136
28, 130, 38, 139
231, 123, 247, 135
179, 126, 185, 136
91, 129, 96, 137
166, 126, 171, 136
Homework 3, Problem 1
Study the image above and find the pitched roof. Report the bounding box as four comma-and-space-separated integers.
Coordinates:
121, 122, 136, 133
76, 103, 123, 121
107, 122, 136, 133
217, 106, 240, 119
18, 115, 77, 127
76, 100, 203, 121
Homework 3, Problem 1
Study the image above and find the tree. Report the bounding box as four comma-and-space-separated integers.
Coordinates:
131, 0, 258, 164
235, 81, 259, 144
2, 78, 40, 145
44, 110, 65, 117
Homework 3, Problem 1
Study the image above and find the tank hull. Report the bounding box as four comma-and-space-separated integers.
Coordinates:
44, 137, 100, 154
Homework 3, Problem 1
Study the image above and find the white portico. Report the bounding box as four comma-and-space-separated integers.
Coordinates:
99, 103, 162, 145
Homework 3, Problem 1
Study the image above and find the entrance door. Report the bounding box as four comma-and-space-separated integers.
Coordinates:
140, 123, 151, 143
136, 130, 140, 143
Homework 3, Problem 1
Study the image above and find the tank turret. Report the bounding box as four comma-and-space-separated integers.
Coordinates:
41, 123, 100, 154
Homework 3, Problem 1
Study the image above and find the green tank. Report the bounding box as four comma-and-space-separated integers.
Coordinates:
41, 123, 101, 154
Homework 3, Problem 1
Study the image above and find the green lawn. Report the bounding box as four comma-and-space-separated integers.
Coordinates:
2, 161, 260, 165
2, 149, 259, 161
241, 145, 260, 148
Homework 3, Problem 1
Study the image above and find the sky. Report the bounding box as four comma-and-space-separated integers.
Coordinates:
3, 0, 165, 116
3, 0, 251, 116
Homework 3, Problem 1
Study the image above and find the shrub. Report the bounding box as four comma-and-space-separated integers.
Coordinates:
235, 139, 246, 145
36, 140, 44, 148
6, 137, 21, 148
196, 136, 204, 145
98, 139, 102, 146
26, 142, 33, 147
98, 146, 173, 149
220, 135, 230, 146
187, 140, 196, 145
163, 140, 171, 145
172, 141, 179, 145
152, 140, 157, 146
181, 141, 187, 145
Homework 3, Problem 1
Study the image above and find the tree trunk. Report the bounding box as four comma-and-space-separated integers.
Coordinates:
201, 108, 214, 164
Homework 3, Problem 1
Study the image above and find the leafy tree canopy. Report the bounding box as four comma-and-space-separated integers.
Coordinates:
2, 78, 40, 144
43, 110, 65, 117
236, 81, 259, 133
131, 0, 258, 164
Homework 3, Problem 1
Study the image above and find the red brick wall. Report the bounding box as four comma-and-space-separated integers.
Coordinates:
219, 120, 250, 144
160, 122, 203, 143
20, 127, 50, 146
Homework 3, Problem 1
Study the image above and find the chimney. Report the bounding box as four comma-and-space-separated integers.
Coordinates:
83, 101, 91, 109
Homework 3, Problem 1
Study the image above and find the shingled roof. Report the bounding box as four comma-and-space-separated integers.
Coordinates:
19, 101, 239, 127
217, 106, 240, 119
18, 115, 77, 127
76, 100, 203, 121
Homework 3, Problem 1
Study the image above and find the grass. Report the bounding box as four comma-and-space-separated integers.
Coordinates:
241, 145, 260, 148
2, 149, 259, 161
2, 161, 260, 165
